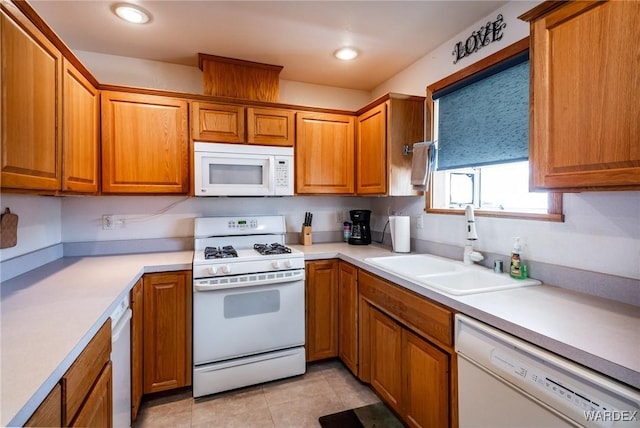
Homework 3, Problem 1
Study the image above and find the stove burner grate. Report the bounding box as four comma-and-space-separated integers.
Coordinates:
204, 245, 238, 259
254, 243, 292, 255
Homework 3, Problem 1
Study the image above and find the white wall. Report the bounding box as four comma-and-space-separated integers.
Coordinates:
0, 194, 62, 259
75, 51, 371, 111
61, 196, 369, 242
372, 1, 537, 98
368, 1, 640, 280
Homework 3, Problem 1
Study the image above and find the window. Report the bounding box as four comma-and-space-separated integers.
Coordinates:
426, 38, 563, 222
435, 162, 548, 213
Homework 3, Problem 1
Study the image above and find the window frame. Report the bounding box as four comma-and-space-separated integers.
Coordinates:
425, 37, 564, 222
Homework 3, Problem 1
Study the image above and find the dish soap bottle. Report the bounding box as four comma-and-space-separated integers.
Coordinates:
509, 237, 522, 279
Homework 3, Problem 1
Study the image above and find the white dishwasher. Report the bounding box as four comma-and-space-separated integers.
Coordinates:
455, 314, 640, 428
110, 295, 132, 428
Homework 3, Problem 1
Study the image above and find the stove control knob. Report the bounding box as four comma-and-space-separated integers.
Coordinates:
208, 266, 218, 275
221, 264, 231, 274
284, 260, 293, 268
271, 260, 281, 269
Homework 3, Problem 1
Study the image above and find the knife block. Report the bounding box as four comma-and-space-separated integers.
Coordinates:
300, 225, 312, 246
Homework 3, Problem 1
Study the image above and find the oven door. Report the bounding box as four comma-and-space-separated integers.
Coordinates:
193, 272, 305, 365
195, 151, 274, 196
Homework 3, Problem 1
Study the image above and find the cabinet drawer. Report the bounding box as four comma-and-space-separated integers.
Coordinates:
25, 383, 62, 427
62, 319, 111, 426
359, 270, 452, 347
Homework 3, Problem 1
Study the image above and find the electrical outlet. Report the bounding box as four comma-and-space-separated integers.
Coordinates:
416, 215, 424, 230
102, 215, 114, 230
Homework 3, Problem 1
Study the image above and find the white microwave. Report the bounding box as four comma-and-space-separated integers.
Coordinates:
194, 142, 294, 196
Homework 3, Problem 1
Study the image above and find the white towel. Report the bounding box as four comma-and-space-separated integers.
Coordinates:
411, 141, 436, 190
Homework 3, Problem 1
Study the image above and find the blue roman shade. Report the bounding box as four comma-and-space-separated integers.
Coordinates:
433, 52, 529, 171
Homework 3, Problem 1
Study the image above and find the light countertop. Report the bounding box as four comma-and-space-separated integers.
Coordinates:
2, 244, 639, 426
292, 243, 640, 390
0, 251, 192, 427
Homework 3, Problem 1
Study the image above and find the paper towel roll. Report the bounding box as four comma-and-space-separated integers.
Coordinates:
389, 216, 411, 253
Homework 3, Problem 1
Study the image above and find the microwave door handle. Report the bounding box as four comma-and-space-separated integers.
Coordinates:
267, 156, 275, 194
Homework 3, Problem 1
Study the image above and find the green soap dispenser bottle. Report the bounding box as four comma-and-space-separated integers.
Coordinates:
509, 237, 522, 279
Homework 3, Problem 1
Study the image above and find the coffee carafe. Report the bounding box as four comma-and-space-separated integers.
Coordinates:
348, 210, 371, 245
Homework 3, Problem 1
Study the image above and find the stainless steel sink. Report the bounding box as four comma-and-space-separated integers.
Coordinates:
365, 254, 540, 295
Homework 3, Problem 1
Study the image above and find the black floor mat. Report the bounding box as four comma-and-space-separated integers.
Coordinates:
319, 402, 403, 428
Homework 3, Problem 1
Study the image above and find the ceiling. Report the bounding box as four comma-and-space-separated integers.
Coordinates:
29, 1, 507, 91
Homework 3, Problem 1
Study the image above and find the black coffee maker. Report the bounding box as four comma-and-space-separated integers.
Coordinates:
348, 210, 372, 245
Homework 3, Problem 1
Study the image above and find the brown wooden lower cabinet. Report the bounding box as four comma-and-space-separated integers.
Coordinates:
130, 278, 144, 421
403, 328, 450, 428
24, 384, 62, 427
142, 271, 192, 394
338, 261, 358, 375
62, 319, 112, 427
369, 306, 402, 413
305, 260, 339, 361
359, 269, 454, 428
70, 362, 113, 427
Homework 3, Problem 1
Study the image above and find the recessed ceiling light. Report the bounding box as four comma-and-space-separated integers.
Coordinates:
334, 47, 359, 61
113, 3, 151, 24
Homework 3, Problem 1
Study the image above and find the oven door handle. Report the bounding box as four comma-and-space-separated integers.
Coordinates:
194, 269, 304, 292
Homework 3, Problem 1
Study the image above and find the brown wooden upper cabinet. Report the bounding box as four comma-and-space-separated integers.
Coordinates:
101, 91, 189, 194
1, 3, 62, 191
1, 4, 99, 194
296, 112, 355, 194
191, 102, 245, 143
521, 1, 640, 191
62, 59, 99, 193
247, 107, 295, 146
191, 102, 295, 146
356, 94, 425, 196
356, 103, 387, 195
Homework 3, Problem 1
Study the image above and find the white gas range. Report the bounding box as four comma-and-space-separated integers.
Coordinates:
192, 216, 306, 398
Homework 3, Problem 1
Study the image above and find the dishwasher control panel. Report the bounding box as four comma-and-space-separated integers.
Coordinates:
455, 314, 640, 428
491, 349, 617, 419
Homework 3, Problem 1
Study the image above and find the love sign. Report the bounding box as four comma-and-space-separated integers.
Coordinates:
452, 14, 507, 64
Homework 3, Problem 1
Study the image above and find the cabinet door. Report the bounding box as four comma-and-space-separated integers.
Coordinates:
191, 102, 245, 143
387, 97, 425, 196
305, 260, 339, 361
70, 362, 112, 428
62, 59, 99, 193
356, 103, 386, 194
338, 261, 358, 375
101, 91, 189, 193
296, 112, 355, 194
402, 329, 450, 428
247, 107, 295, 146
1, 7, 62, 191
143, 271, 192, 394
130, 278, 143, 421
25, 384, 62, 427
62, 319, 111, 426
528, 1, 640, 190
369, 307, 402, 414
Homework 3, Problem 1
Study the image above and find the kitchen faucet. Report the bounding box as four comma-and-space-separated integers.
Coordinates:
463, 205, 484, 265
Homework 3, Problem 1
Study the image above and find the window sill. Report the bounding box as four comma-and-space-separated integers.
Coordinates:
425, 207, 564, 222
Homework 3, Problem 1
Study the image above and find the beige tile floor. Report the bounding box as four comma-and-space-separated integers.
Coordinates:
134, 359, 381, 428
